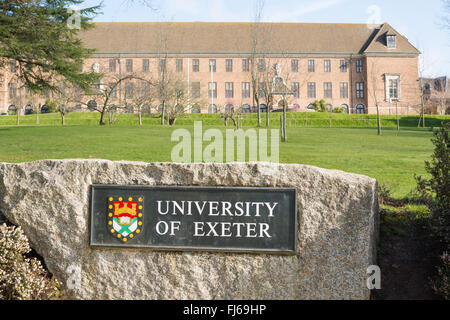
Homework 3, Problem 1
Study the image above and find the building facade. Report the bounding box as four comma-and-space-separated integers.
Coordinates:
420, 76, 450, 115
0, 22, 421, 115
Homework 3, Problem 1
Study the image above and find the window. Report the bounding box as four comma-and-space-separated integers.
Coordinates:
191, 82, 200, 98
356, 60, 363, 73
10, 61, 16, 73
387, 35, 397, 49
125, 83, 134, 99
307, 82, 316, 98
142, 59, 150, 72
126, 59, 133, 73
340, 82, 348, 98
258, 59, 266, 72
291, 59, 299, 72
242, 59, 249, 72
225, 104, 234, 113
141, 82, 150, 97
193, 59, 199, 72
385, 74, 401, 101
258, 82, 266, 98
225, 82, 234, 98
208, 104, 218, 113
324, 60, 331, 73
389, 79, 399, 99
341, 104, 349, 114
356, 82, 364, 99
242, 82, 250, 98
209, 59, 216, 72
109, 59, 116, 73
8, 83, 16, 99
159, 59, 166, 72
74, 86, 83, 99
109, 84, 117, 98
208, 82, 217, 98
308, 59, 315, 72
175, 81, 184, 99
324, 82, 332, 98
340, 60, 347, 72
226, 59, 233, 72
292, 82, 299, 98
176, 59, 183, 73
191, 105, 201, 113
356, 104, 365, 114
389, 79, 398, 99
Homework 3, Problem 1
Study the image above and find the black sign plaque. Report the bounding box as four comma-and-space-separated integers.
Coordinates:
90, 185, 297, 254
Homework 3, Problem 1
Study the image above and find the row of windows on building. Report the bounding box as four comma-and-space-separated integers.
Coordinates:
105, 58, 364, 74
8, 57, 364, 74
206, 81, 366, 100
96, 81, 367, 100
7, 79, 401, 101
6, 102, 368, 116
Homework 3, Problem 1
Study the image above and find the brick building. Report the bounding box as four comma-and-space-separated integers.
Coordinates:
0, 22, 421, 115
420, 76, 450, 115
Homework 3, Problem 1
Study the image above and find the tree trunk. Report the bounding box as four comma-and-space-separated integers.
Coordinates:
257, 105, 261, 127
376, 105, 382, 135
61, 113, 65, 126
36, 104, 40, 125
139, 111, 142, 126
396, 101, 399, 131
16, 109, 20, 126
280, 115, 284, 141
161, 102, 165, 126
422, 103, 425, 128
282, 98, 287, 142
266, 105, 269, 127
99, 109, 106, 126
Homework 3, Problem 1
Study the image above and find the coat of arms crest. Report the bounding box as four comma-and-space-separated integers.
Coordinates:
107, 196, 143, 243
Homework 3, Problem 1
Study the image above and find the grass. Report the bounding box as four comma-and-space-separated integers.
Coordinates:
0, 111, 449, 128
1, 112, 446, 199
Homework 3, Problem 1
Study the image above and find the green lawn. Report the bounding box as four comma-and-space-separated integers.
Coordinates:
0, 114, 442, 198
1, 111, 449, 128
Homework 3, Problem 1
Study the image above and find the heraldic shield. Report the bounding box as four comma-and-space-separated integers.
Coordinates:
107, 196, 144, 243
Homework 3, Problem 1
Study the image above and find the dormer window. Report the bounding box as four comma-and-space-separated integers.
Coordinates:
387, 35, 397, 49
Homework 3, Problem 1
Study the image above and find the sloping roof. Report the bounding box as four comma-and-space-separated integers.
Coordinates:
363, 23, 420, 54
79, 22, 420, 56
77, 22, 373, 55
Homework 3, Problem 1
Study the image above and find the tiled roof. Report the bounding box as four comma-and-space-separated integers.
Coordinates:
363, 23, 420, 54
79, 22, 419, 56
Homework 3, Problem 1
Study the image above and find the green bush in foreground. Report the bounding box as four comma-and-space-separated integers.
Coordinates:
0, 224, 61, 300
432, 252, 450, 300
415, 125, 449, 300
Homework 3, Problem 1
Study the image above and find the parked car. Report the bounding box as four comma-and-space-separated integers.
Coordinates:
0, 113, 8, 116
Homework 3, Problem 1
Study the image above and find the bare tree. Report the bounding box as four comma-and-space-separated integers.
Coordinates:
249, 0, 267, 127
365, 60, 383, 135
156, 77, 205, 126
155, 22, 171, 126
83, 73, 145, 125
220, 103, 242, 127
8, 70, 24, 126
24, 87, 41, 125
123, 79, 155, 126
